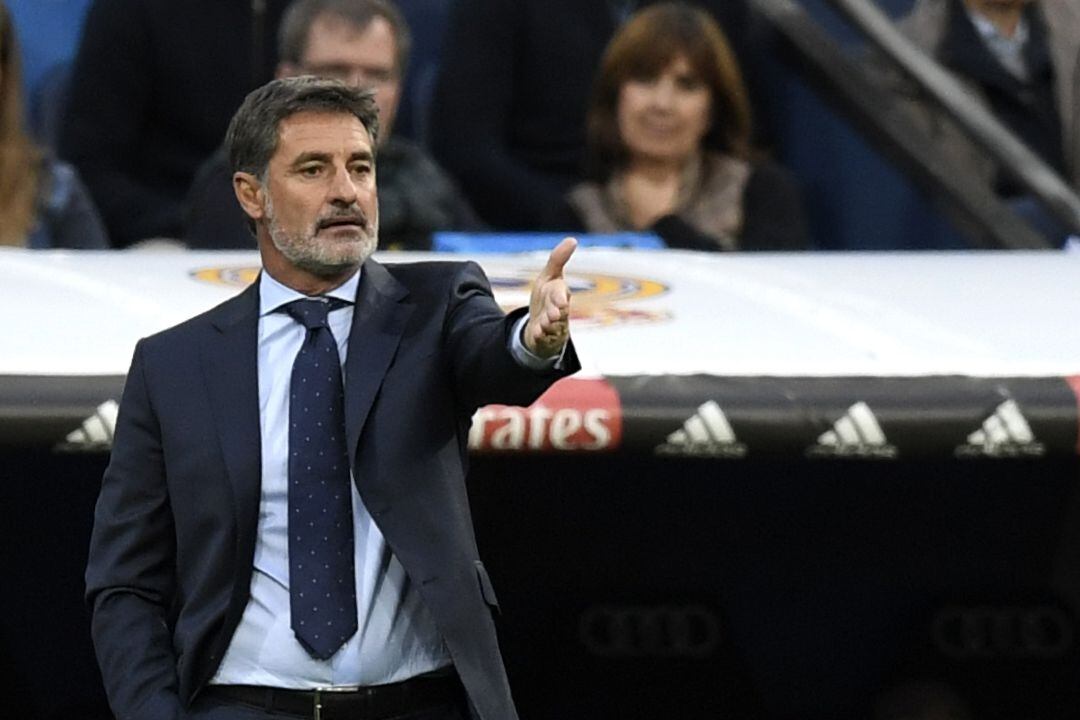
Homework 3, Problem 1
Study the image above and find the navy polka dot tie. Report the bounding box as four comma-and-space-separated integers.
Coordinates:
282, 298, 358, 659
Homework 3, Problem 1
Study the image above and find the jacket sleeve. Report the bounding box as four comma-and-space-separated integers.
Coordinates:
442, 262, 578, 410
85, 340, 183, 720
739, 162, 812, 251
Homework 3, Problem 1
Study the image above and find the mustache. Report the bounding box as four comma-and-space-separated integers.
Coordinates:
315, 206, 370, 231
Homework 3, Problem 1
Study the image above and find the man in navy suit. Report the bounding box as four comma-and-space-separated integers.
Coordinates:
85, 76, 578, 720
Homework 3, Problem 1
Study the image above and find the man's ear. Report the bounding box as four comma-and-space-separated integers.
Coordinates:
233, 171, 266, 223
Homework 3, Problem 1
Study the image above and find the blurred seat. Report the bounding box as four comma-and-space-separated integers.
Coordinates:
6, 0, 93, 105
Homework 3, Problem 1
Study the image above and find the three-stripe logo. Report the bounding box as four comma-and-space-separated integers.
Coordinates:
806, 401, 897, 459
955, 399, 1044, 458
57, 399, 119, 452
655, 400, 747, 458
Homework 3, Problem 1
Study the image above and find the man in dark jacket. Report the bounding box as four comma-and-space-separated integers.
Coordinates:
894, 0, 1079, 200
86, 76, 578, 720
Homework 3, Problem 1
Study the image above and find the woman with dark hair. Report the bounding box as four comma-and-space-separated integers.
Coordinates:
0, 1, 107, 249
568, 2, 809, 250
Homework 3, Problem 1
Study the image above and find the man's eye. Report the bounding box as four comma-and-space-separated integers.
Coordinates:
300, 165, 324, 177
351, 164, 372, 176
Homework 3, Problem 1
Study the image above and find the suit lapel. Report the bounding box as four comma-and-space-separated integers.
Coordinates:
203, 281, 262, 562
196, 261, 412, 549
344, 259, 414, 457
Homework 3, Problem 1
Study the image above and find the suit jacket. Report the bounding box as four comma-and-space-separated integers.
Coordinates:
85, 259, 578, 720
895, 0, 1080, 190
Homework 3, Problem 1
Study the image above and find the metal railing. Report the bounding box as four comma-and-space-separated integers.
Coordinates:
750, 0, 1079, 248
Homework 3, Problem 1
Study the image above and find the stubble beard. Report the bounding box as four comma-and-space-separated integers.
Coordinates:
265, 194, 378, 278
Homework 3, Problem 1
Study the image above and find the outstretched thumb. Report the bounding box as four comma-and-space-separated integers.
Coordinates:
539, 236, 578, 281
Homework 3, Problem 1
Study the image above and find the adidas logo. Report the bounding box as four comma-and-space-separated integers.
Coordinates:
807, 401, 897, 459
955, 399, 1045, 458
655, 400, 746, 458
57, 400, 119, 452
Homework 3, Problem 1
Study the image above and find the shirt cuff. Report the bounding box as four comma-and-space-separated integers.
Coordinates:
509, 314, 566, 371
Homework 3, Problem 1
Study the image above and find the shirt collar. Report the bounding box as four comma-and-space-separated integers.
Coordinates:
965, 7, 1029, 48
259, 267, 361, 317
962, 5, 1031, 80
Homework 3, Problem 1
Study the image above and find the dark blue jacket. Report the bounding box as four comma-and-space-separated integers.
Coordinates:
85, 259, 578, 720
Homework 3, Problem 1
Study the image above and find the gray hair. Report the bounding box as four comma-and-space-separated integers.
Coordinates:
278, 0, 412, 77
226, 75, 380, 179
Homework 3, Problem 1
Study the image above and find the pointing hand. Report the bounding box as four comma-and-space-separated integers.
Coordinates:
524, 237, 577, 357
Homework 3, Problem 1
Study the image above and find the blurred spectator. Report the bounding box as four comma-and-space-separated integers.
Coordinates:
58, 0, 290, 248
0, 2, 106, 249
429, 0, 769, 231
185, 0, 481, 250
891, 0, 1080, 240
567, 2, 808, 251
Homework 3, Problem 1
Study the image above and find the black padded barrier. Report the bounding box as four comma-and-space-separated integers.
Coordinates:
4, 449, 1079, 719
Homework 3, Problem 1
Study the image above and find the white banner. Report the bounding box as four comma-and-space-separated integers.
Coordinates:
5, 247, 1080, 378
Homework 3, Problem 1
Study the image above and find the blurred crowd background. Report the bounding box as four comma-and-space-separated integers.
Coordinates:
3, 3, 1080, 719
3, 0, 1076, 254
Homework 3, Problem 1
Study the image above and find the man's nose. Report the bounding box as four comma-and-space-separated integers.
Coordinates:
327, 167, 359, 204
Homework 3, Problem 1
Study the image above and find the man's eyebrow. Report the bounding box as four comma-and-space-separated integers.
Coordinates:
288, 149, 373, 167
291, 151, 332, 166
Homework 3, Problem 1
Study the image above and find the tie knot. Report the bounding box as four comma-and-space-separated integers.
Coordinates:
281, 298, 346, 330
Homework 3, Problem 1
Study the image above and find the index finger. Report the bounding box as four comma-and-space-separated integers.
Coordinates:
539, 236, 578, 281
